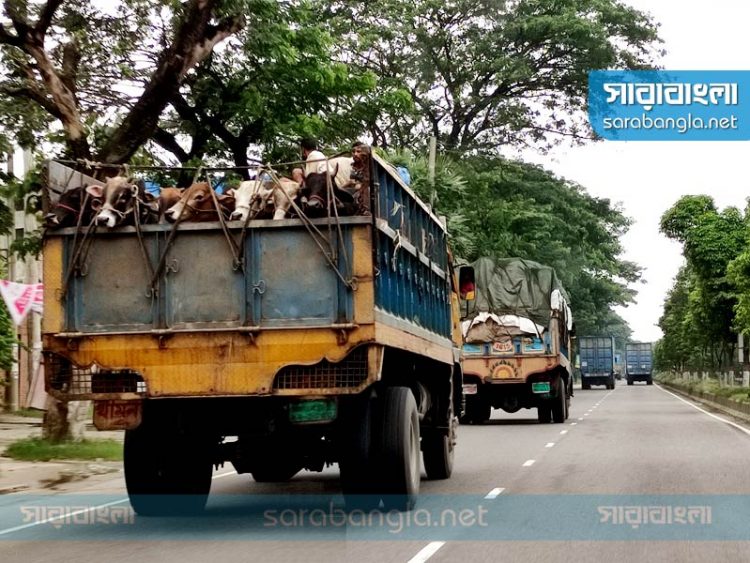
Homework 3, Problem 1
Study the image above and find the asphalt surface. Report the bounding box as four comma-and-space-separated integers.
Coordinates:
3, 382, 750, 562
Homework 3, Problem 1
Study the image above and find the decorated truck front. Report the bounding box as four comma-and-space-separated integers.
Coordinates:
460, 257, 573, 424
42, 151, 463, 514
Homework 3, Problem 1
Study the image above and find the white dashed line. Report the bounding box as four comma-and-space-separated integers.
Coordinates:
484, 487, 506, 499
522, 459, 536, 467
578, 417, 584, 421
571, 422, 578, 426
584, 413, 590, 417
408, 542, 446, 563
560, 430, 568, 435
545, 442, 555, 448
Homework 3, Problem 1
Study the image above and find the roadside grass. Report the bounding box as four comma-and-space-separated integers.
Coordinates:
8, 408, 45, 419
657, 373, 750, 404
4, 437, 123, 462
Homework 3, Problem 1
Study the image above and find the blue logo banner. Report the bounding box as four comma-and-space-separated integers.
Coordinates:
588, 70, 750, 140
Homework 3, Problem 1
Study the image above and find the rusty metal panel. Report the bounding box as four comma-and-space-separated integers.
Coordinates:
70, 233, 158, 332
163, 230, 245, 329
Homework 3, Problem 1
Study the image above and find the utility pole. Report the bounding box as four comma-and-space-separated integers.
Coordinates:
6, 151, 18, 412
428, 136, 437, 208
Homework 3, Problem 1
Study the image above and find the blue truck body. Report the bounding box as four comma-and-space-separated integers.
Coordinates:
625, 342, 653, 385
578, 336, 616, 389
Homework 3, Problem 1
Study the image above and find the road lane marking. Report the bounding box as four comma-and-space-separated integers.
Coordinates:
522, 459, 536, 467
560, 430, 568, 435
571, 422, 578, 425
578, 417, 584, 421
545, 442, 555, 448
584, 413, 590, 416
408, 541, 446, 563
0, 469, 239, 536
485, 487, 505, 499
657, 385, 750, 437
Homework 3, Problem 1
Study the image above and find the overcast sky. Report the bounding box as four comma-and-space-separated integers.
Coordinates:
518, 0, 750, 342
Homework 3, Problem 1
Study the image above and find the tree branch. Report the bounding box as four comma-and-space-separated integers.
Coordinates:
152, 127, 189, 162
35, 0, 63, 36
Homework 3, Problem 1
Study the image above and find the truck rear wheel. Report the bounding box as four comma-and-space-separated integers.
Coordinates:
124, 423, 213, 516
251, 459, 302, 482
551, 382, 566, 423
647, 377, 653, 385
582, 381, 590, 390
422, 393, 456, 480
339, 391, 376, 496
627, 377, 633, 386
461, 394, 490, 424
538, 404, 552, 423
376, 387, 421, 511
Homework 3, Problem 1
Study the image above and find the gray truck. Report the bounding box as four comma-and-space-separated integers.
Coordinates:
626, 342, 653, 385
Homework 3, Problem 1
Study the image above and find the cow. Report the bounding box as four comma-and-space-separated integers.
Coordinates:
45, 186, 102, 228
157, 187, 183, 220
86, 176, 159, 228
164, 182, 235, 223
229, 177, 302, 222
302, 160, 356, 216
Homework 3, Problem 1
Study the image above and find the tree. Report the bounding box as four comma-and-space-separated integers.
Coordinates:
326, 0, 662, 150
391, 149, 639, 334
0, 0, 244, 162
659, 196, 746, 369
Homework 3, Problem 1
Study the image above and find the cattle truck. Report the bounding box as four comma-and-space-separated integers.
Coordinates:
625, 342, 653, 385
459, 258, 574, 424
579, 336, 616, 389
41, 152, 463, 514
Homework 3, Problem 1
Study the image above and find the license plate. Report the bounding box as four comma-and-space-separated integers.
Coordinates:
289, 399, 337, 423
531, 382, 550, 394
463, 384, 478, 395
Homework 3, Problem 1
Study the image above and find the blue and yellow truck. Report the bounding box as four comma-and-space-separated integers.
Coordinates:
42, 152, 463, 513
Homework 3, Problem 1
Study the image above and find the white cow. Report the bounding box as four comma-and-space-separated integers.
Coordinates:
229, 177, 301, 222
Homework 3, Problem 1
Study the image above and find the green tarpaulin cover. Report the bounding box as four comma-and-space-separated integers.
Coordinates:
465, 257, 568, 327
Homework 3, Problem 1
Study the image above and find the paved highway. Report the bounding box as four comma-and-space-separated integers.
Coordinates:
3, 383, 750, 562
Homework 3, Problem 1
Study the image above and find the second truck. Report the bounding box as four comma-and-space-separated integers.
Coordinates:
459, 258, 574, 424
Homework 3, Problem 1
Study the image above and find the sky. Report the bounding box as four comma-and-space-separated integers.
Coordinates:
518, 0, 750, 342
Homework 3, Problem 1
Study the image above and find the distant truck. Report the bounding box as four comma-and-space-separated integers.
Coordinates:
459, 258, 573, 424
578, 336, 616, 389
625, 342, 653, 385
41, 152, 464, 514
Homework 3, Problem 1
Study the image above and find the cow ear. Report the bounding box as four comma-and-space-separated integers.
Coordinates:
86, 184, 104, 198
225, 188, 235, 197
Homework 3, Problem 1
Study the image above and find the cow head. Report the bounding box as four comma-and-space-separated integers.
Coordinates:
165, 182, 235, 223
229, 180, 272, 222
86, 176, 156, 228
45, 186, 103, 228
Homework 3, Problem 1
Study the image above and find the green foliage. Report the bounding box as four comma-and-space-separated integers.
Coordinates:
659, 196, 747, 370
325, 0, 662, 150
392, 150, 638, 334
4, 437, 123, 461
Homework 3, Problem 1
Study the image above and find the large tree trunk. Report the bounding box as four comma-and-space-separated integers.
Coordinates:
98, 1, 244, 164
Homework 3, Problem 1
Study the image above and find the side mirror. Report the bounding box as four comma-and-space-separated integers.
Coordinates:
458, 266, 476, 301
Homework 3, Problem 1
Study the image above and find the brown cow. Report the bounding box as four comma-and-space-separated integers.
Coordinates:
86, 176, 158, 228
164, 182, 235, 223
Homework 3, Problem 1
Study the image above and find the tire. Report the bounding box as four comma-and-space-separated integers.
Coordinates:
627, 378, 633, 386
340, 391, 376, 496
124, 423, 214, 517
582, 381, 590, 390
551, 380, 566, 423
376, 387, 421, 511
647, 378, 653, 385
422, 390, 456, 480
461, 394, 490, 424
537, 404, 552, 423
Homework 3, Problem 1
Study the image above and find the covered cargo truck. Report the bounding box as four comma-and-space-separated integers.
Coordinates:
579, 336, 616, 389
42, 150, 463, 514
626, 342, 653, 385
459, 258, 573, 424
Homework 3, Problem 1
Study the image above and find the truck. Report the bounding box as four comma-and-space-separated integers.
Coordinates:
579, 336, 616, 389
459, 258, 574, 424
41, 150, 464, 514
625, 342, 653, 385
